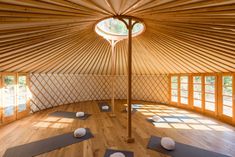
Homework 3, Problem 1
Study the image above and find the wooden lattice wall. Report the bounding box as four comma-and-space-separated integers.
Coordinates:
29, 74, 169, 112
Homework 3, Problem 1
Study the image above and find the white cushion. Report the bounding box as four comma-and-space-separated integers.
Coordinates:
74, 128, 86, 138
160, 137, 175, 150
76, 112, 85, 117
152, 115, 161, 122
102, 105, 109, 110
125, 107, 133, 112
110, 152, 125, 157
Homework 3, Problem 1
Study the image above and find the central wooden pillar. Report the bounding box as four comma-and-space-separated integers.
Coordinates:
110, 40, 117, 117
126, 18, 134, 143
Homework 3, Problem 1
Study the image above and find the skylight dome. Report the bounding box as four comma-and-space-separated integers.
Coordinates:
95, 17, 145, 41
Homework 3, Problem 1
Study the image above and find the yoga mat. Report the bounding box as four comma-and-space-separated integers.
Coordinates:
104, 149, 134, 157
146, 118, 164, 125
147, 136, 231, 157
121, 108, 137, 113
98, 102, 111, 112
49, 111, 91, 120
3, 128, 94, 157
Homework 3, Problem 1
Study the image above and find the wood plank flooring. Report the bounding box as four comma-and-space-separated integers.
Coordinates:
0, 100, 235, 157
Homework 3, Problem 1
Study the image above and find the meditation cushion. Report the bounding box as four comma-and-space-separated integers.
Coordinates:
160, 137, 175, 151
74, 128, 86, 138
110, 152, 125, 157
152, 115, 161, 122
76, 112, 85, 117
102, 105, 109, 110
125, 107, 133, 112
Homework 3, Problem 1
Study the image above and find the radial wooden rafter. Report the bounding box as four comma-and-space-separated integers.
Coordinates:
0, 0, 235, 74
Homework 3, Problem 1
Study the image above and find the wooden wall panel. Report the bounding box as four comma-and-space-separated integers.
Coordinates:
29, 73, 169, 112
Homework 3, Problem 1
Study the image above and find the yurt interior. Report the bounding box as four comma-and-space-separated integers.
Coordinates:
0, 0, 235, 157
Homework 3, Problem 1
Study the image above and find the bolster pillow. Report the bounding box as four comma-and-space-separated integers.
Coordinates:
74, 128, 86, 138
160, 137, 175, 151
76, 112, 85, 117
102, 105, 109, 110
110, 152, 125, 157
152, 115, 161, 122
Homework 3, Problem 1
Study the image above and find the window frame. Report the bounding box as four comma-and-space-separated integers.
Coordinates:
0, 72, 30, 124
16, 73, 30, 119
192, 75, 204, 111
179, 75, 189, 106
1, 72, 17, 123
170, 75, 179, 105
204, 74, 217, 115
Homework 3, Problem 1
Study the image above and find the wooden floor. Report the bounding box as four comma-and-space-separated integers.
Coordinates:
0, 100, 235, 157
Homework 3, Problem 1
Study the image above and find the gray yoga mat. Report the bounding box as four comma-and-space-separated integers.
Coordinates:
146, 118, 155, 125
98, 102, 111, 112
3, 128, 94, 157
147, 136, 231, 157
49, 111, 91, 120
104, 149, 134, 157
121, 108, 137, 113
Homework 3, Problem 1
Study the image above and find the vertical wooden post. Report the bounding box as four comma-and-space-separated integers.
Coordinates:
126, 17, 134, 143
110, 40, 116, 117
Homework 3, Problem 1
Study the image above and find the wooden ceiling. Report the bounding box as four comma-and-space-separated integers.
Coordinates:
0, 0, 235, 75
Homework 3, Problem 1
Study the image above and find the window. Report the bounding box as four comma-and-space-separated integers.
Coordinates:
205, 76, 216, 111
222, 76, 233, 117
95, 17, 145, 40
2, 75, 16, 117
171, 76, 178, 102
193, 76, 202, 108
180, 76, 188, 104
0, 73, 29, 123
18, 75, 28, 112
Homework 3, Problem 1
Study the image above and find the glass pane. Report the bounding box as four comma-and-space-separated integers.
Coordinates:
223, 96, 232, 106
180, 90, 188, 97
181, 97, 188, 104
205, 85, 215, 93
193, 76, 201, 83
205, 102, 215, 111
18, 76, 27, 112
171, 89, 178, 96
223, 106, 232, 117
180, 84, 188, 90
205, 93, 215, 102
171, 76, 178, 83
194, 92, 202, 99
193, 84, 201, 91
194, 99, 202, 107
171, 83, 178, 89
3, 76, 16, 116
205, 76, 215, 84
223, 76, 232, 86
223, 86, 232, 96
180, 76, 188, 83
171, 96, 178, 102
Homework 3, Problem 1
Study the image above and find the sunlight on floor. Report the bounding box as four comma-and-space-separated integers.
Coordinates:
32, 117, 74, 129
135, 104, 234, 132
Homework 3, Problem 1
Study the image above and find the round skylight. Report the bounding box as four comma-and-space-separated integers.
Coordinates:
95, 17, 145, 41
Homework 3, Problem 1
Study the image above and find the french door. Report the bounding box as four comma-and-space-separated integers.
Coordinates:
16, 74, 30, 119
2, 73, 17, 123
2, 73, 29, 123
